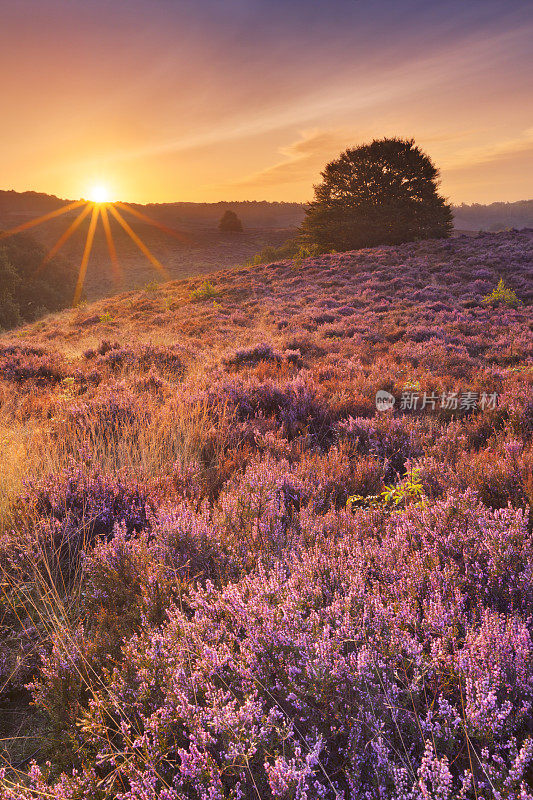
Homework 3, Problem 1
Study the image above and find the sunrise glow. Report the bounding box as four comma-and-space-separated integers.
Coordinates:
0, 192, 189, 305
88, 185, 110, 204
0, 2, 531, 204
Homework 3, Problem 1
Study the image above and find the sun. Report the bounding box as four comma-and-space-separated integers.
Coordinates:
89, 185, 110, 204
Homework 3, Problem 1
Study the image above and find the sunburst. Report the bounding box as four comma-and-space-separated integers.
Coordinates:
0, 193, 189, 305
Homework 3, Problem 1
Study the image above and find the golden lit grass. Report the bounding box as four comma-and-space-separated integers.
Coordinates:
0, 285, 247, 773
0, 417, 50, 537
0, 388, 235, 775
0, 388, 231, 535
0, 529, 117, 779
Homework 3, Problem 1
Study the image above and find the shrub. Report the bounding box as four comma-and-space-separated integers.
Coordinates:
0, 345, 66, 384
218, 209, 243, 232
247, 239, 330, 266
25, 465, 152, 546
348, 465, 427, 510
189, 280, 219, 301
482, 277, 520, 307
95, 342, 184, 376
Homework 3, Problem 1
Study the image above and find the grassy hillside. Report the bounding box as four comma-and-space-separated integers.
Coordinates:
0, 230, 532, 798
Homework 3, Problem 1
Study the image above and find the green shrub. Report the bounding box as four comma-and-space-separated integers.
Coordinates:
189, 280, 219, 301
347, 467, 427, 511
246, 238, 329, 267
482, 277, 520, 307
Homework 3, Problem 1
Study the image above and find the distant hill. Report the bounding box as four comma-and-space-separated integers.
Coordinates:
453, 199, 533, 231
0, 191, 305, 231
0, 192, 302, 301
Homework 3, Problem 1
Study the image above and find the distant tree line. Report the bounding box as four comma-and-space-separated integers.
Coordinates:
453, 200, 533, 231
0, 232, 76, 329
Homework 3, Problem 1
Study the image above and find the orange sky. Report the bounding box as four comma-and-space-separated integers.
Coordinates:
1, 0, 532, 205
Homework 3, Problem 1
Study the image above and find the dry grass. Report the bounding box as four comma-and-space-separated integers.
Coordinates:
0, 395, 235, 537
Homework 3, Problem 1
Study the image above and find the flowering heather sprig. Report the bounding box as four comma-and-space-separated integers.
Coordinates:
25, 464, 153, 544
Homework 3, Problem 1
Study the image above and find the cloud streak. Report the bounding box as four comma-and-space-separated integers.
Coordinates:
235, 130, 355, 187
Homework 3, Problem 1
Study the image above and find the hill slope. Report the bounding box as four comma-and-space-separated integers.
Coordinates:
4, 228, 532, 358
0, 230, 532, 798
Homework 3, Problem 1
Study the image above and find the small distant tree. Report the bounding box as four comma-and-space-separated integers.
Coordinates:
219, 210, 243, 233
300, 138, 453, 252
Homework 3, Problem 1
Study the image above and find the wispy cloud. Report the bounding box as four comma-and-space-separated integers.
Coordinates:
234, 129, 356, 188
444, 129, 533, 171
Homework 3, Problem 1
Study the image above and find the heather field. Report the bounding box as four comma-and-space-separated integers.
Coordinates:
1, 229, 533, 799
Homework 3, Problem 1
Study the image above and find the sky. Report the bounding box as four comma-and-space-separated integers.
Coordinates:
0, 0, 532, 205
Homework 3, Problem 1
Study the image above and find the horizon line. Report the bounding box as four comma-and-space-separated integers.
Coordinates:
1, 187, 533, 210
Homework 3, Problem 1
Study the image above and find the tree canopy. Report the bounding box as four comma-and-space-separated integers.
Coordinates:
300, 138, 453, 252
0, 232, 76, 329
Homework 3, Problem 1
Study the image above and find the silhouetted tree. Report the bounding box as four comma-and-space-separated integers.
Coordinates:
218, 210, 243, 233
300, 138, 453, 251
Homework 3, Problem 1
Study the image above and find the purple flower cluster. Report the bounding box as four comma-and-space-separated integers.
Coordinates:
19, 495, 533, 799
0, 344, 66, 384
84, 340, 185, 376
27, 465, 153, 543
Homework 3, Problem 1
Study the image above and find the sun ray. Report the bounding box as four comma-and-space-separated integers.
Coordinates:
73, 205, 100, 306
34, 203, 92, 278
100, 204, 123, 286
108, 204, 169, 279
115, 201, 190, 243
2, 191, 179, 303
0, 200, 86, 240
